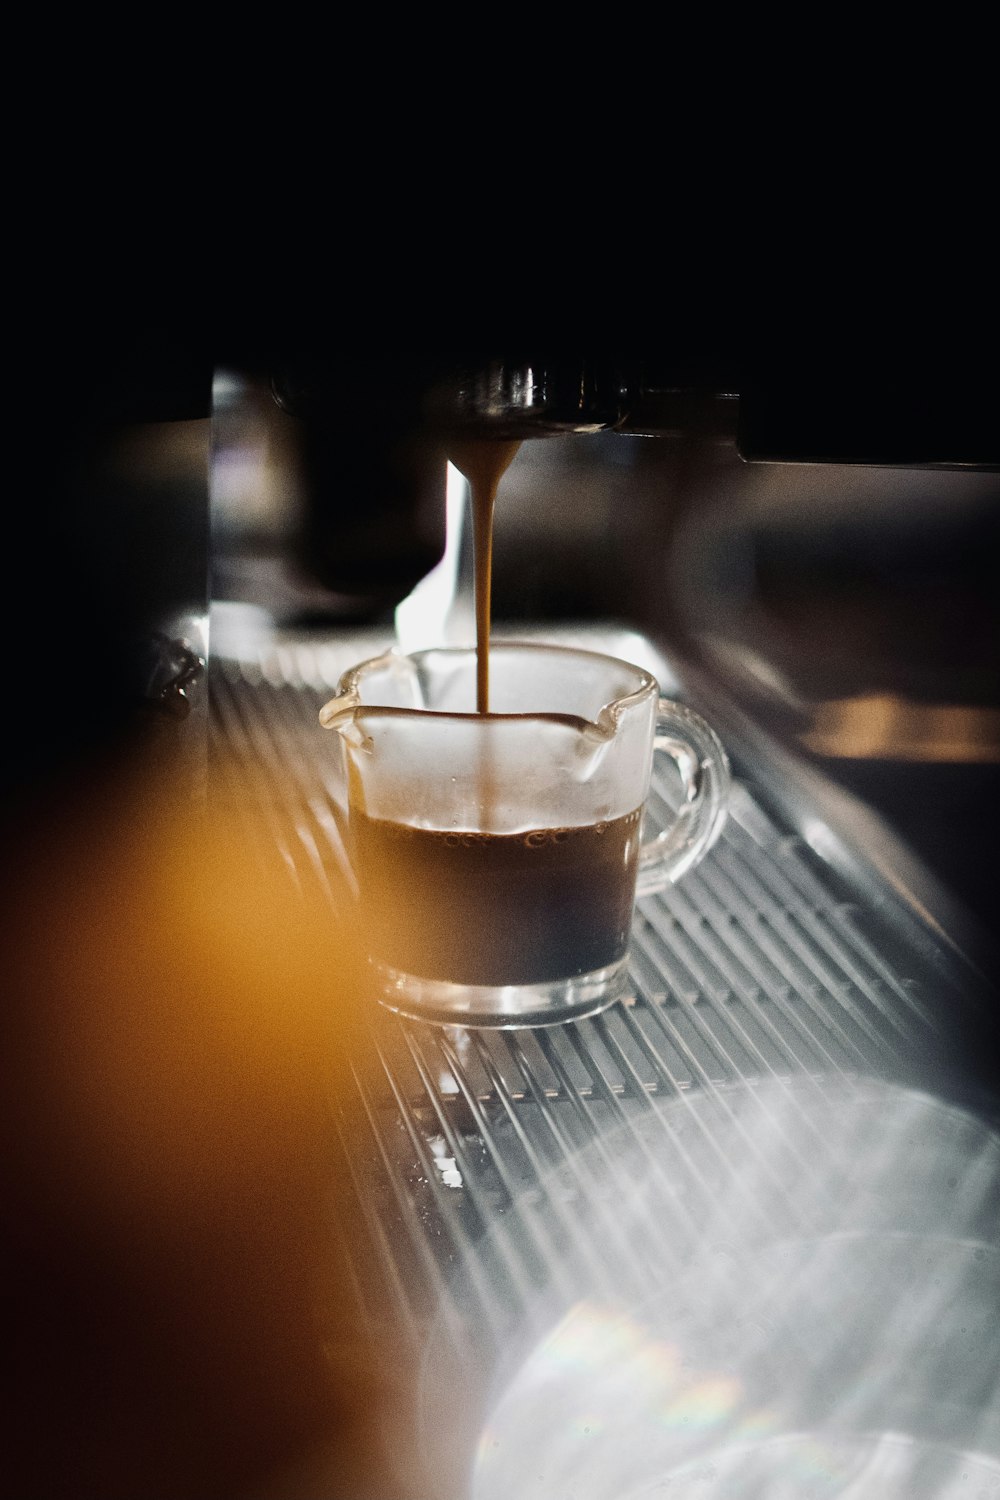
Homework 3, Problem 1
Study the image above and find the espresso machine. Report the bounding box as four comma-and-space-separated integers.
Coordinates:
211, 354, 999, 926
5, 348, 999, 1499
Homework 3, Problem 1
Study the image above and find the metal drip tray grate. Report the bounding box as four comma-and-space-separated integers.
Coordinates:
208, 621, 1000, 1498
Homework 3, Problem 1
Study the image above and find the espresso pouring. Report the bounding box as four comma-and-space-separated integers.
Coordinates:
343, 441, 647, 992
446, 438, 521, 714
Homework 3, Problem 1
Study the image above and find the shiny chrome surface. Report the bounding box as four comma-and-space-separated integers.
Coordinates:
210, 620, 1000, 1498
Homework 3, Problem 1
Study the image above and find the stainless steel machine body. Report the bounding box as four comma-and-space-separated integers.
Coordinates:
209, 610, 1000, 1498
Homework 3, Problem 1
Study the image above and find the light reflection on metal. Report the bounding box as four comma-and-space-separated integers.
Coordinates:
394, 462, 472, 653
803, 693, 1000, 763
466, 1080, 1000, 1499
429, 1135, 463, 1189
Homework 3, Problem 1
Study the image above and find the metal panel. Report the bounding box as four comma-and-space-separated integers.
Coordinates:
209, 623, 1000, 1498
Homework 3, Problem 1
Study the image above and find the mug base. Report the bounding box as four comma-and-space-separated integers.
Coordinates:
373, 957, 630, 1029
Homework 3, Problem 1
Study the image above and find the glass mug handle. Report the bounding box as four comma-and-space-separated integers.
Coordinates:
636, 700, 732, 897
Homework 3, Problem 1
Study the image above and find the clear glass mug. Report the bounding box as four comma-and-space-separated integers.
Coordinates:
319, 643, 730, 1027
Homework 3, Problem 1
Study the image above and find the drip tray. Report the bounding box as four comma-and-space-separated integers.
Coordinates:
209, 617, 1000, 1499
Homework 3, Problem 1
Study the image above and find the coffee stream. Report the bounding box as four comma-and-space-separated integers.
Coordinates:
353, 439, 648, 989
445, 439, 521, 713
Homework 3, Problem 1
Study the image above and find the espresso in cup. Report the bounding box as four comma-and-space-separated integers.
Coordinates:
321, 644, 729, 1026
351, 806, 643, 988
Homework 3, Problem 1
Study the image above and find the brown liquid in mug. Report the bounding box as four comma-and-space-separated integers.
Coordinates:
352, 807, 642, 985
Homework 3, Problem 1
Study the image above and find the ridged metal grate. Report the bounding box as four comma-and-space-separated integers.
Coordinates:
208, 622, 1000, 1497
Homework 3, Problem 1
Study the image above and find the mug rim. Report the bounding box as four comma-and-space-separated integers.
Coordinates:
329, 639, 659, 724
